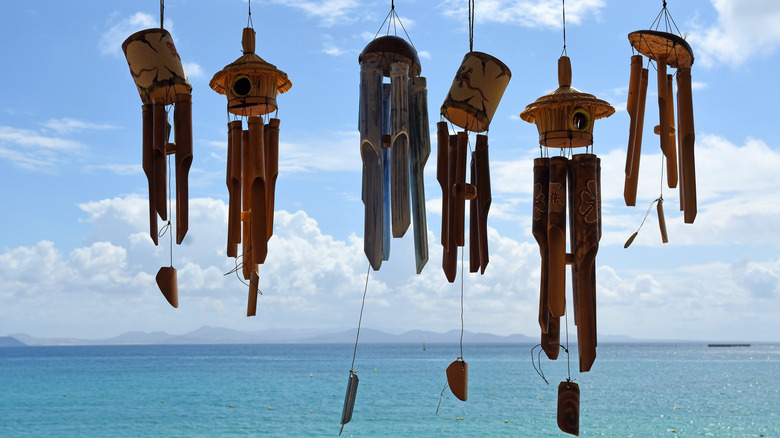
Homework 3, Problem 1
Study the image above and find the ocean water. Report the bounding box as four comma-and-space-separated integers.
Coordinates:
1, 342, 778, 437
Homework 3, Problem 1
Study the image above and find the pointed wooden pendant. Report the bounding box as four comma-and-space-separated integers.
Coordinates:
155, 266, 178, 308
446, 359, 468, 401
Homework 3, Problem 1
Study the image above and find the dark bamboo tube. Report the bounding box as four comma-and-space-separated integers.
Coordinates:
247, 117, 268, 267
265, 118, 280, 239
174, 95, 192, 245
677, 67, 697, 223
547, 156, 568, 318
436, 122, 450, 249
247, 270, 259, 317
443, 134, 459, 283
142, 104, 158, 245
624, 68, 649, 206
241, 129, 251, 280
570, 154, 599, 372
390, 63, 410, 238
469, 154, 479, 273
625, 55, 642, 181
542, 315, 560, 360
453, 131, 468, 247
665, 73, 678, 189
474, 134, 491, 274
656, 56, 676, 188
533, 158, 550, 333
227, 121, 243, 258
152, 102, 168, 220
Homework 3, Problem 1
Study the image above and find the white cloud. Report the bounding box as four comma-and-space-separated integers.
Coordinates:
269, 0, 365, 27
280, 131, 360, 172
99, 12, 158, 57
688, 0, 780, 67
441, 0, 605, 28
0, 125, 84, 171
182, 62, 204, 79
43, 118, 117, 134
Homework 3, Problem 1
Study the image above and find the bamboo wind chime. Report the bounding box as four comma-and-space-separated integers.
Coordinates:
358, 5, 430, 274
210, 5, 291, 317
521, 47, 613, 434
122, 2, 193, 308
437, 0, 511, 406
624, 1, 696, 244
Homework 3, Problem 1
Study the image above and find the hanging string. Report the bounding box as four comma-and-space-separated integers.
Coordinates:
160, 0, 164, 29
561, 0, 567, 56
350, 264, 372, 372
373, 1, 417, 52
458, 247, 465, 359
247, 0, 254, 29
468, 0, 475, 52
624, 196, 663, 248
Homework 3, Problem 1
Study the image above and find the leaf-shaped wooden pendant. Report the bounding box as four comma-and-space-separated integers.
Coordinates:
155, 266, 178, 308
557, 380, 580, 436
446, 359, 468, 401
339, 371, 359, 436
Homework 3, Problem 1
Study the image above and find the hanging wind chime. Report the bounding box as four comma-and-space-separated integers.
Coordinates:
521, 2, 613, 434
341, 3, 430, 434
438, 0, 511, 406
210, 1, 291, 317
358, 1, 430, 274
624, 0, 696, 247
122, 0, 193, 308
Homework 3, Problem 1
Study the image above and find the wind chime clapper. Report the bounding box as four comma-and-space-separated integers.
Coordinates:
210, 22, 291, 317
438, 52, 511, 282
122, 25, 193, 309
359, 30, 431, 274
521, 56, 614, 373
624, 2, 696, 225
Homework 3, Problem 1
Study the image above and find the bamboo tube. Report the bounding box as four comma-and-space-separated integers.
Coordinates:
469, 155, 479, 273
227, 121, 243, 258
381, 84, 392, 262
409, 77, 430, 274
547, 156, 568, 318
453, 131, 468, 247
474, 134, 491, 274
665, 73, 678, 189
241, 130, 251, 280
570, 153, 599, 373
443, 134, 459, 282
542, 315, 560, 360
677, 84, 685, 212
174, 95, 192, 245
656, 56, 675, 188
247, 270, 259, 317
248, 117, 268, 267
677, 67, 697, 223
152, 102, 168, 220
142, 104, 158, 245
625, 55, 643, 188
436, 122, 450, 249
567, 156, 578, 327
359, 60, 384, 270
533, 158, 550, 333
390, 62, 411, 238
265, 118, 280, 239
657, 197, 668, 243
624, 68, 649, 206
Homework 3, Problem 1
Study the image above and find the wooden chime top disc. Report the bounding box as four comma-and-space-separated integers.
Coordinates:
359, 35, 421, 78
629, 30, 694, 69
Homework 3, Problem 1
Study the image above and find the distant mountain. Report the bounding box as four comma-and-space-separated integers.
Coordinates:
0, 336, 26, 347
4, 326, 644, 347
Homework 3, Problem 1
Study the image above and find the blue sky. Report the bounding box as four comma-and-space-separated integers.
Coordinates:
1, 0, 779, 342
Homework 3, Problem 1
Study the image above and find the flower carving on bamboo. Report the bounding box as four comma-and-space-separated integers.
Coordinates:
533, 182, 547, 221
578, 179, 599, 224
549, 182, 564, 213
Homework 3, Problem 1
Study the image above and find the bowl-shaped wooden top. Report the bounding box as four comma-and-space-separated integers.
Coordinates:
629, 30, 694, 69
359, 35, 421, 78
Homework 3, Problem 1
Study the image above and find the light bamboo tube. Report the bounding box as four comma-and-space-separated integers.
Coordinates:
174, 95, 192, 245
624, 68, 649, 206
657, 197, 668, 243
656, 55, 675, 188
390, 62, 411, 238
676, 67, 697, 223
625, 55, 643, 178
665, 73, 678, 189
265, 118, 280, 239
547, 156, 568, 318
248, 116, 268, 267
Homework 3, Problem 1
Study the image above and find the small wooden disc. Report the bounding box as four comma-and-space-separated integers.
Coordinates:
628, 30, 694, 68
557, 381, 580, 436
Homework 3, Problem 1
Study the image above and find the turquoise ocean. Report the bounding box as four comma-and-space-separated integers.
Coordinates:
1, 342, 778, 437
